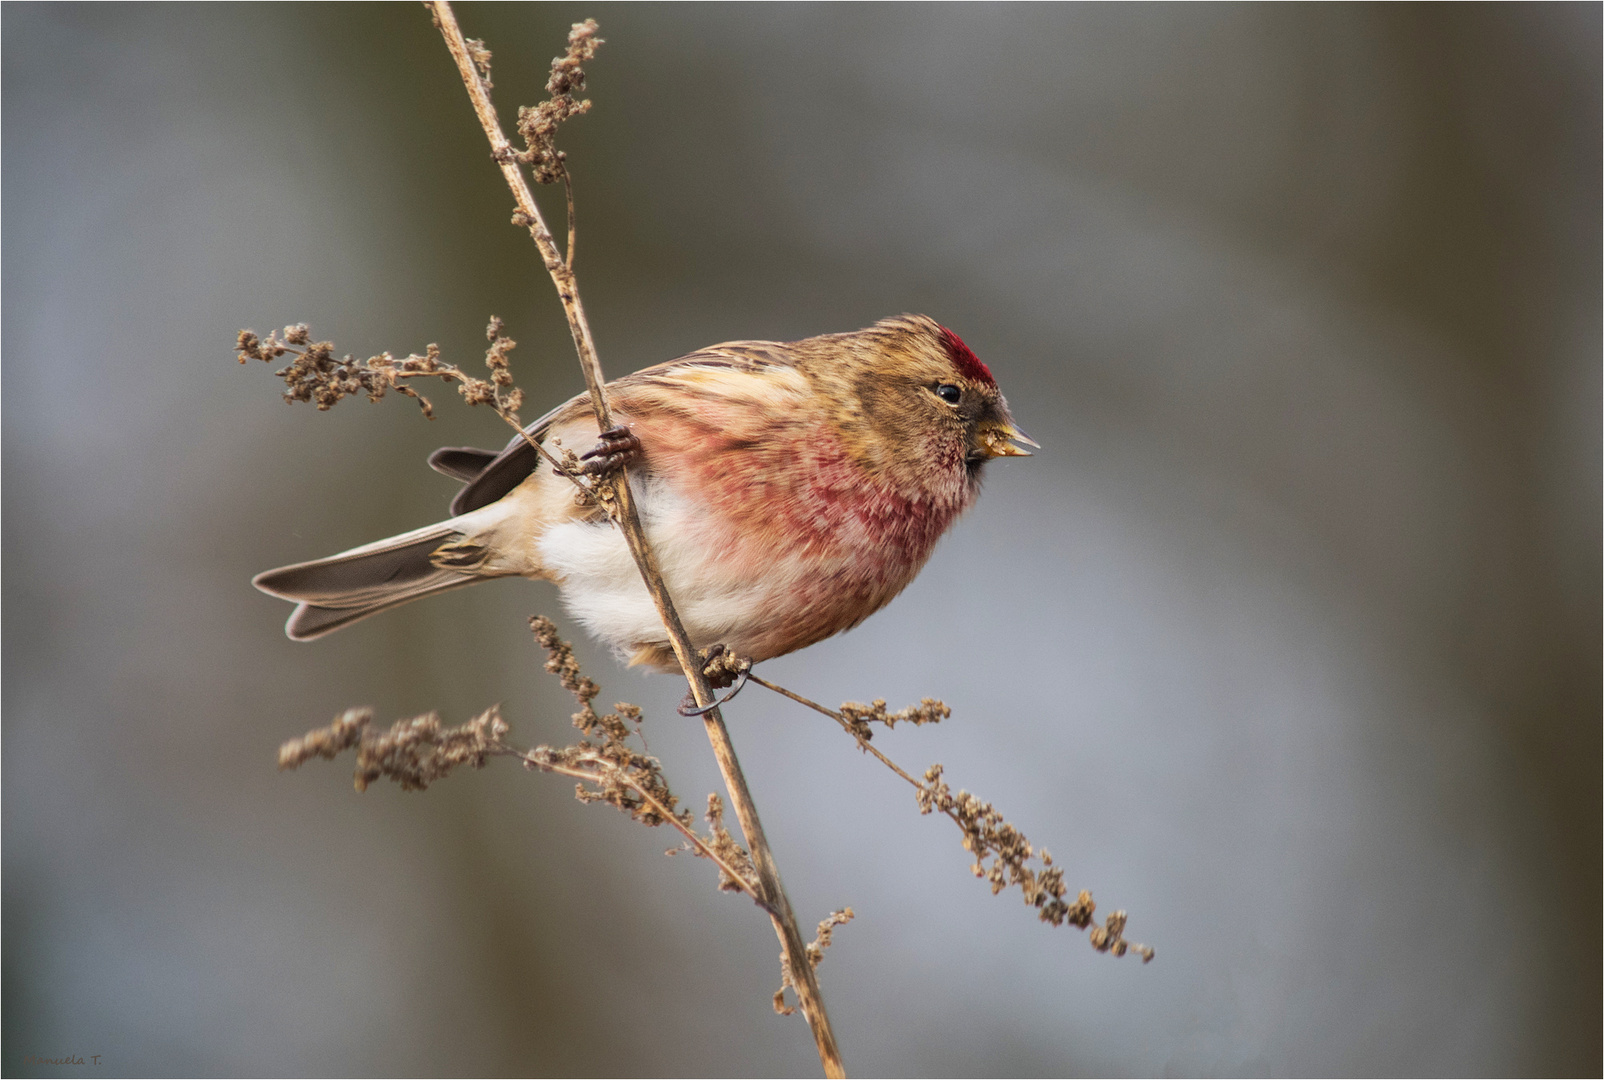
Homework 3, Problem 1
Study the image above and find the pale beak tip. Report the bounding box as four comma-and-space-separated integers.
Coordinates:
1002, 424, 1039, 456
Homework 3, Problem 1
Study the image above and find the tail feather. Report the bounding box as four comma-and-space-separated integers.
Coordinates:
254, 522, 480, 641
428, 446, 498, 483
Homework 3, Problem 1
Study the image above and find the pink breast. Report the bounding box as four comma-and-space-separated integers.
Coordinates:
640, 411, 970, 658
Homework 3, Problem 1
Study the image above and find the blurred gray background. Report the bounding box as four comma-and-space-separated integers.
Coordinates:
4, 3, 1598, 1076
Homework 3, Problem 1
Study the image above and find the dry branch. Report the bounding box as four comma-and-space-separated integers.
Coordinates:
749, 676, 1153, 961
426, 4, 844, 1072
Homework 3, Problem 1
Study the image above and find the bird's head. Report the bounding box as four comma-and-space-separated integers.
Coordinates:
797, 315, 1034, 497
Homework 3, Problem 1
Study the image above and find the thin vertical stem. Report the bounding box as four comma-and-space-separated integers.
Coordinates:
428, 5, 844, 1075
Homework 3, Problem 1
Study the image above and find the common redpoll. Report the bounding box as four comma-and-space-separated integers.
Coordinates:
254, 314, 1034, 670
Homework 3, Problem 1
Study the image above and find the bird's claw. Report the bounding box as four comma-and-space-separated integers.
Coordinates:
699, 643, 753, 689
578, 425, 641, 475
677, 645, 753, 715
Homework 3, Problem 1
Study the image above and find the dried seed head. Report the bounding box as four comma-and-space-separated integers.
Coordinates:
277, 705, 507, 794
279, 707, 372, 770
514, 19, 604, 184
465, 37, 493, 87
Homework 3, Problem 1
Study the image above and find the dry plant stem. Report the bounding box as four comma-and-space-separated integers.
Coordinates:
750, 676, 1154, 962
429, 5, 844, 1074
505, 748, 763, 904
279, 702, 761, 904
751, 673, 1027, 856
749, 675, 925, 786
266, 336, 572, 479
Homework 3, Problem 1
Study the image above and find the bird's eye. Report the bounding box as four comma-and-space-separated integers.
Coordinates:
934, 383, 962, 405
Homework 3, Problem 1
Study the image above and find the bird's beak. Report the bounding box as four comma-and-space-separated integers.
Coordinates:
977, 421, 1038, 459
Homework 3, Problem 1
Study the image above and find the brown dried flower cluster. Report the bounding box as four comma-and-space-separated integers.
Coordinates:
911, 757, 1148, 962
236, 325, 437, 416
917, 765, 1078, 911
907, 752, 1148, 958
273, 613, 765, 901
235, 319, 523, 422
278, 704, 508, 793
522, 617, 759, 893
511, 19, 603, 185
702, 794, 759, 894
276, 706, 370, 767
524, 615, 685, 828
237, 316, 606, 511
838, 697, 949, 740
464, 37, 493, 88
911, 757, 1151, 960
745, 676, 1153, 963
471, 316, 524, 414
916, 764, 1150, 960
774, 908, 855, 1017
806, 907, 855, 968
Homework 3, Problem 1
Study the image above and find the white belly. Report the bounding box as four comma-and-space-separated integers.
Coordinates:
533, 480, 797, 659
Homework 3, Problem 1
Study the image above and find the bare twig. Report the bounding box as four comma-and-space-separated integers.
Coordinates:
277, 694, 764, 905
511, 746, 763, 903
776, 908, 855, 1016
748, 675, 1154, 962
235, 322, 596, 498
521, 614, 762, 900
426, 5, 844, 1073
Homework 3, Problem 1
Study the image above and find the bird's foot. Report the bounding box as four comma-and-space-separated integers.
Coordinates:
677, 645, 754, 716
699, 644, 753, 689
578, 425, 641, 475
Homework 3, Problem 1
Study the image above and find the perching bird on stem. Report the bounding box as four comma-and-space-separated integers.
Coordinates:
254, 314, 1034, 670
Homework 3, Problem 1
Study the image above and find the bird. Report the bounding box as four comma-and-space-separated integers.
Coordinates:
253, 314, 1034, 671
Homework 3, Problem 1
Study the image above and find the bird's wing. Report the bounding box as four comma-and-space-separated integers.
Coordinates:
427, 446, 500, 482
443, 397, 578, 516
443, 341, 801, 516
612, 341, 810, 437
